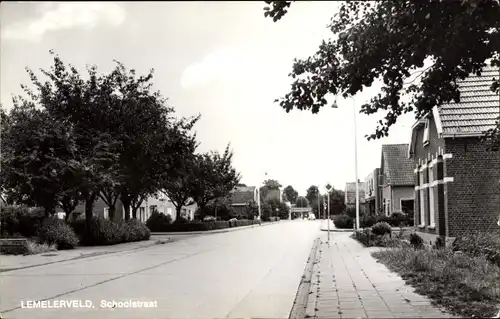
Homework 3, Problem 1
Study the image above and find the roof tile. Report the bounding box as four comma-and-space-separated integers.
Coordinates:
382, 144, 414, 186
437, 66, 500, 136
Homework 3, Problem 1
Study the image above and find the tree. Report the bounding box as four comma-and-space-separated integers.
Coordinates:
263, 179, 282, 190
191, 144, 241, 217
296, 196, 308, 208
264, 0, 500, 145
306, 185, 319, 205
0, 103, 78, 216
161, 118, 200, 222
259, 186, 269, 203
283, 185, 299, 204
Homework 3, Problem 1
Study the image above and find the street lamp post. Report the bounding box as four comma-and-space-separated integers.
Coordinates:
327, 190, 331, 242
332, 97, 360, 230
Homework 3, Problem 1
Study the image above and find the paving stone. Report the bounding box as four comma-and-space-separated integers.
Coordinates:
365, 310, 396, 318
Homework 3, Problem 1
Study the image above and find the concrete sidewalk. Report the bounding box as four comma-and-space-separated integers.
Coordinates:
306, 232, 456, 319
0, 235, 172, 273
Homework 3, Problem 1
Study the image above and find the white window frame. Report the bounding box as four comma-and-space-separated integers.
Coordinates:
419, 169, 426, 227
103, 208, 109, 220
139, 207, 145, 222
423, 119, 430, 146
167, 208, 173, 216
428, 167, 436, 228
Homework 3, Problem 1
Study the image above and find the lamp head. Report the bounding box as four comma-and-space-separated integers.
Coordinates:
331, 100, 338, 108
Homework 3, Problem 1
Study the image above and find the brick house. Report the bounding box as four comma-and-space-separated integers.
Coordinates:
345, 182, 367, 215
230, 185, 258, 218
364, 168, 383, 216
408, 66, 500, 245
380, 144, 415, 216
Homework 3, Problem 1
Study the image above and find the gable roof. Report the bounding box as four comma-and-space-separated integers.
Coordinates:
437, 66, 499, 136
381, 144, 414, 186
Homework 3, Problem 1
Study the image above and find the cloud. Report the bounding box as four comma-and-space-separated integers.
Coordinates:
180, 47, 252, 89
1, 2, 126, 42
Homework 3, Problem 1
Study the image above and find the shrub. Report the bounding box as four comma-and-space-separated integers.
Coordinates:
452, 232, 500, 267
24, 240, 57, 255
145, 219, 259, 232
1, 206, 46, 237
123, 219, 150, 242
410, 232, 424, 249
37, 217, 79, 249
371, 222, 391, 236
333, 214, 354, 229
361, 215, 378, 228
389, 212, 405, 226
146, 211, 172, 232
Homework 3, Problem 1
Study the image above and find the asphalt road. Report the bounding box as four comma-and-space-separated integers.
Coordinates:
0, 219, 321, 319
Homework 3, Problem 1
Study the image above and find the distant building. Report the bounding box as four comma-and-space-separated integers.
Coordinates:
230, 185, 258, 218
264, 188, 282, 202
55, 192, 197, 222
380, 144, 415, 217
345, 182, 366, 216
408, 66, 500, 245
364, 168, 383, 215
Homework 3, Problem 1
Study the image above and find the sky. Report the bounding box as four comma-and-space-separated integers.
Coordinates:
0, 1, 416, 196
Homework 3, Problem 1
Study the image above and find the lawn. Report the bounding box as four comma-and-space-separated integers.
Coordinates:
372, 246, 500, 318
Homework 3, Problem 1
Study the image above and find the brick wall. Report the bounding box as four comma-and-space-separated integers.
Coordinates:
411, 116, 445, 237
445, 137, 500, 236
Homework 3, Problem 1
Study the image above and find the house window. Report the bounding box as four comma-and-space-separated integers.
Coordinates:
103, 208, 109, 220
167, 208, 172, 216
149, 205, 157, 215
419, 168, 425, 226
386, 199, 391, 217
428, 165, 435, 228
423, 119, 430, 146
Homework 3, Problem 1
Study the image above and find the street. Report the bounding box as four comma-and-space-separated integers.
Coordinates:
1, 220, 321, 319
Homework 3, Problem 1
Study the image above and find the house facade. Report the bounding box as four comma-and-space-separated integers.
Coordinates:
230, 185, 258, 218
364, 168, 383, 215
408, 66, 500, 245
345, 182, 367, 216
56, 192, 197, 223
380, 144, 415, 217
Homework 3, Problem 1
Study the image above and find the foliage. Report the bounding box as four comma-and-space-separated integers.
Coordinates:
0, 206, 45, 238
283, 185, 298, 204
295, 196, 308, 208
71, 217, 150, 246
305, 185, 319, 204
263, 0, 500, 146
145, 209, 173, 232
452, 232, 500, 267
278, 202, 290, 219
24, 240, 58, 255
37, 217, 79, 249
372, 247, 500, 318
371, 222, 392, 236
410, 232, 424, 249
263, 179, 282, 190
191, 144, 241, 215
333, 214, 353, 229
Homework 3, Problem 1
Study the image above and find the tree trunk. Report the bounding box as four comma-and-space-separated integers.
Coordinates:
84, 192, 97, 232
121, 193, 131, 221
175, 205, 182, 223
108, 204, 116, 221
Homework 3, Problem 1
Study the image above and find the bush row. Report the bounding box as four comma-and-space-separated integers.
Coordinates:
333, 212, 414, 229
71, 218, 150, 246
146, 218, 260, 232
1, 206, 151, 251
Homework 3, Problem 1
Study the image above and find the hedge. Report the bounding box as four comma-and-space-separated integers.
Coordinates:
146, 219, 260, 232
71, 217, 150, 246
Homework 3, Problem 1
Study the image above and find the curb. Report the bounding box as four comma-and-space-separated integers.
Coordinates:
151, 220, 281, 236
0, 238, 173, 273
289, 237, 320, 319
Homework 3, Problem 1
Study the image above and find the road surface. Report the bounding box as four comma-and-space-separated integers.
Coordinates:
0, 219, 321, 319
